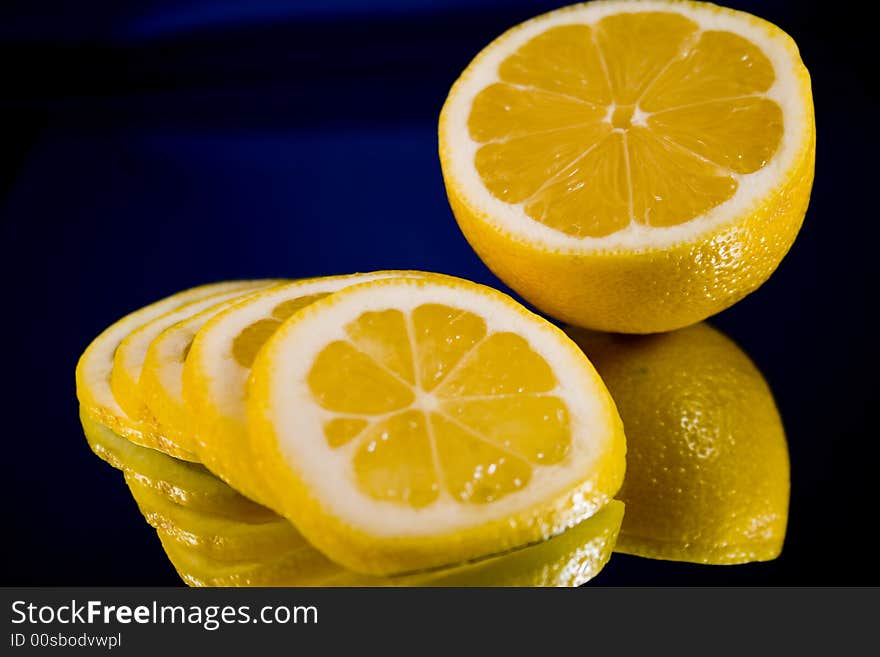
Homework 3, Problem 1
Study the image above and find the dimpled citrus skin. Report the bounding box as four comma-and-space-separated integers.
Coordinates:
566, 323, 789, 564
439, 1, 816, 334
447, 140, 813, 333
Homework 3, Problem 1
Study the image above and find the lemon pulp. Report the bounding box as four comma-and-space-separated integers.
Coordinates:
469, 12, 783, 237
308, 304, 572, 507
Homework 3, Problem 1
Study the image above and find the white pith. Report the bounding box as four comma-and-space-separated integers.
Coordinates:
441, 0, 810, 253
147, 289, 280, 415
76, 281, 261, 420
190, 272, 428, 425
117, 282, 275, 402
257, 278, 616, 537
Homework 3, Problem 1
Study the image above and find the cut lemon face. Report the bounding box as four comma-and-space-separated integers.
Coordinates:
248, 276, 625, 575
76, 281, 269, 457
139, 285, 285, 455
440, 0, 815, 332
183, 271, 428, 509
111, 280, 278, 458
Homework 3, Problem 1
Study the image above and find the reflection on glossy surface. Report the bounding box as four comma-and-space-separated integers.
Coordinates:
80, 406, 623, 586
566, 322, 789, 565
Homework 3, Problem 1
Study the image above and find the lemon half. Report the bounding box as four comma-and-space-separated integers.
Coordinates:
440, 0, 815, 332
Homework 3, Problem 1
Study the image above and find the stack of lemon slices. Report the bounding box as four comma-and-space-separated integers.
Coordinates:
75, 0, 807, 585
77, 273, 627, 584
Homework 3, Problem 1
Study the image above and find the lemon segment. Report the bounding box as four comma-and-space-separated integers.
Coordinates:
566, 323, 789, 564
248, 276, 625, 575
75, 281, 270, 458
183, 271, 431, 510
440, 0, 815, 332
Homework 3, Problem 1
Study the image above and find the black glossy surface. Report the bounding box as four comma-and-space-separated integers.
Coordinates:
1, 0, 876, 585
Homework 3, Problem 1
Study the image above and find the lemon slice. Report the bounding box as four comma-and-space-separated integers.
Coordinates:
139, 284, 286, 455
566, 323, 789, 564
152, 498, 624, 587
439, 0, 815, 333
76, 281, 270, 457
110, 280, 279, 457
248, 276, 625, 575
183, 271, 428, 508
79, 409, 273, 521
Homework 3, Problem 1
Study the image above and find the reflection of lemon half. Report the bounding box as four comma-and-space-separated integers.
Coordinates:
183, 272, 428, 509
566, 323, 789, 564
76, 281, 270, 458
440, 0, 815, 333
248, 276, 625, 575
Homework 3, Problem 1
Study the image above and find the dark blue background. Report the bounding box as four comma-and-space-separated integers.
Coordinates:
2, 0, 876, 585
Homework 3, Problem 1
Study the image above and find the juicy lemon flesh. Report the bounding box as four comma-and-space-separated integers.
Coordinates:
469, 13, 783, 237
232, 293, 331, 369
306, 304, 573, 509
